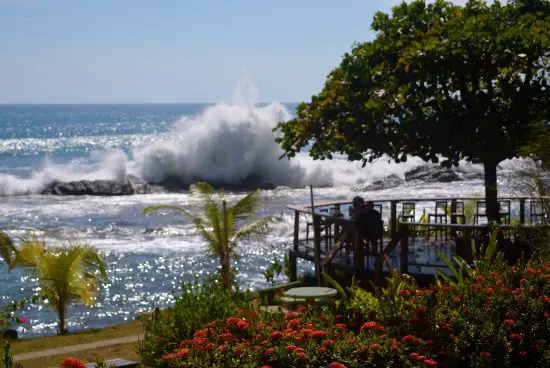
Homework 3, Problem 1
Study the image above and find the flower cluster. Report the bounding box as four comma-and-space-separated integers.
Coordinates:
60, 357, 87, 368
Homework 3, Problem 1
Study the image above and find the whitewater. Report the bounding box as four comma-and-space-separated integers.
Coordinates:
0, 83, 530, 337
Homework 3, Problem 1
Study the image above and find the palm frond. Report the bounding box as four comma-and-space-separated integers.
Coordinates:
231, 189, 261, 220
10, 237, 46, 271
143, 204, 198, 221
189, 182, 215, 198
233, 216, 274, 242
0, 231, 17, 265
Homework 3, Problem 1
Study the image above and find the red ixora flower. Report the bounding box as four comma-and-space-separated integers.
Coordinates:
310, 330, 328, 339
269, 331, 284, 340
286, 345, 298, 352
503, 319, 516, 327
217, 333, 233, 343
509, 333, 522, 341
360, 321, 378, 332
322, 339, 334, 347
60, 358, 87, 368
402, 335, 415, 344
329, 362, 347, 368
285, 311, 299, 319
424, 359, 438, 366
287, 319, 301, 329
160, 353, 178, 362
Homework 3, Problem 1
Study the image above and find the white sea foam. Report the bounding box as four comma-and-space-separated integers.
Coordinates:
0, 80, 537, 196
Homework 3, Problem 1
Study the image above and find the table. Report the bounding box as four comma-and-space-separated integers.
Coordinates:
282, 286, 338, 299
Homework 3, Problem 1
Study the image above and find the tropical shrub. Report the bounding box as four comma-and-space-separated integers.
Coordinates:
0, 234, 107, 334
138, 275, 251, 367
144, 182, 275, 289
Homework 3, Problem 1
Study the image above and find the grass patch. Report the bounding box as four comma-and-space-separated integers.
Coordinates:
11, 319, 143, 355
16, 342, 139, 368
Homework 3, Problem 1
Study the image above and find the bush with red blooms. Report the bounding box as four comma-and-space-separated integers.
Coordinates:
60, 357, 87, 368
149, 260, 549, 368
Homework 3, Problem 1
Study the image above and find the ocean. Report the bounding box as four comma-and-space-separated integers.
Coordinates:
0, 91, 526, 337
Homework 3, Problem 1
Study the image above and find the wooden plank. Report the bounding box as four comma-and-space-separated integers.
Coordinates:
313, 215, 322, 286
520, 199, 525, 225
286, 196, 550, 213
293, 210, 300, 251
321, 226, 354, 266
353, 225, 364, 278
400, 235, 409, 274
390, 200, 398, 238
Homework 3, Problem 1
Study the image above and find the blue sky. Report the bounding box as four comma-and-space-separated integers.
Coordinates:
1, 0, 425, 104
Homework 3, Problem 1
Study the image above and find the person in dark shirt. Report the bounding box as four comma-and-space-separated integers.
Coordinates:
359, 201, 383, 254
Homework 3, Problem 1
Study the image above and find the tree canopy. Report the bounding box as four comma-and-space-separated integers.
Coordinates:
275, 0, 550, 221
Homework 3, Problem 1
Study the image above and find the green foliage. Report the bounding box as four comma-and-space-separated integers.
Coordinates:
0, 341, 22, 368
148, 257, 550, 367
0, 233, 107, 334
144, 182, 275, 289
137, 275, 250, 367
264, 257, 283, 285
93, 357, 117, 368
321, 272, 348, 300
275, 0, 550, 222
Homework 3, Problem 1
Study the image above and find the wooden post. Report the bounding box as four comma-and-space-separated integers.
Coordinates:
391, 200, 398, 239
463, 228, 473, 264
400, 226, 409, 274
519, 199, 525, 225
293, 210, 300, 251
353, 224, 364, 280
313, 215, 322, 286
288, 252, 297, 281
450, 199, 457, 238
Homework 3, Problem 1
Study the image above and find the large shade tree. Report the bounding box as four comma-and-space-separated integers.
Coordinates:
275, 0, 550, 222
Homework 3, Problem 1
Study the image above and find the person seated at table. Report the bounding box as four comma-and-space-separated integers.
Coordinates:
350, 196, 366, 219
358, 201, 383, 254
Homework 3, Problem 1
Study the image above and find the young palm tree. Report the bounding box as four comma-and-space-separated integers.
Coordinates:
0, 233, 107, 334
144, 182, 274, 289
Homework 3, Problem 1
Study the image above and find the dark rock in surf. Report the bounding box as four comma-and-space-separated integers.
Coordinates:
364, 174, 405, 191
41, 175, 159, 196
405, 165, 461, 183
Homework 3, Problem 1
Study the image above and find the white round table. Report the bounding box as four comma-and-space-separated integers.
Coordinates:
282, 286, 338, 300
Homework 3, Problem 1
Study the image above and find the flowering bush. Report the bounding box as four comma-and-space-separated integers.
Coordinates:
137, 275, 250, 367
152, 261, 550, 367
60, 357, 87, 368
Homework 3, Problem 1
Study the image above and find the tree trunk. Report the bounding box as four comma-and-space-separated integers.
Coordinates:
220, 252, 231, 289
483, 161, 501, 223
58, 305, 67, 335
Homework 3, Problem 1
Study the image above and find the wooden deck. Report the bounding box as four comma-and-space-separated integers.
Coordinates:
289, 236, 455, 283
286, 196, 549, 286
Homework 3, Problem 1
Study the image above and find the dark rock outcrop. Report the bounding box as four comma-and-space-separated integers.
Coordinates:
405, 165, 461, 183
42, 175, 160, 196
364, 174, 405, 191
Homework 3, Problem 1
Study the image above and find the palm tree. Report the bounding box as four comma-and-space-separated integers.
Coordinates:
0, 233, 107, 334
144, 182, 274, 289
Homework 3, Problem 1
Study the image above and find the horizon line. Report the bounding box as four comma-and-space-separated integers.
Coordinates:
0, 102, 301, 106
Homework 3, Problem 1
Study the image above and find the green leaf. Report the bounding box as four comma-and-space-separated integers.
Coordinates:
321, 272, 348, 300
